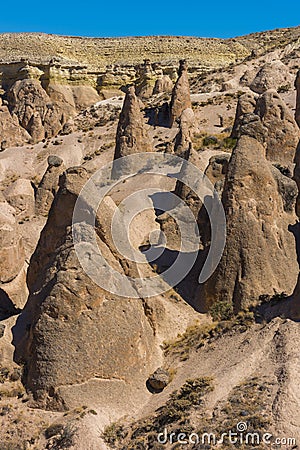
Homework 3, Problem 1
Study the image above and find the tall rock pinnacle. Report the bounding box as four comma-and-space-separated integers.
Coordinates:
169, 60, 192, 127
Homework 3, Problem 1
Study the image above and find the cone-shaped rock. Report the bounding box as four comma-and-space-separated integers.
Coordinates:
231, 92, 257, 139
169, 60, 192, 127
197, 113, 298, 312
113, 85, 152, 159
14, 167, 157, 410
35, 155, 65, 217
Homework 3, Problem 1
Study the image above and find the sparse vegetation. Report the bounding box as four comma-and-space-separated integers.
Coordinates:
163, 309, 255, 361
103, 377, 214, 449
277, 83, 291, 93
209, 300, 234, 321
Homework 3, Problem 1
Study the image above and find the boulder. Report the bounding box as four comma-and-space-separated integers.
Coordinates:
147, 368, 169, 392
169, 60, 192, 127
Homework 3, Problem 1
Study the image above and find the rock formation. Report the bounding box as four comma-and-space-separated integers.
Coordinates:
295, 69, 300, 128
204, 154, 230, 194
0, 196, 24, 285
135, 59, 157, 99
35, 155, 65, 217
173, 108, 194, 199
4, 178, 35, 220
14, 167, 157, 410
169, 60, 192, 127
0, 194, 27, 311
8, 79, 62, 143
197, 114, 298, 312
0, 103, 30, 149
254, 89, 299, 165
231, 92, 257, 138
112, 85, 152, 177
153, 75, 173, 95
250, 61, 292, 94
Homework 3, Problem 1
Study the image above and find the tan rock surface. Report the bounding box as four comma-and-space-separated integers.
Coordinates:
255, 89, 299, 165
169, 60, 192, 127
197, 115, 298, 311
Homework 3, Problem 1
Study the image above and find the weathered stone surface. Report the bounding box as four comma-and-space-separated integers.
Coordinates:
27, 111, 44, 144
293, 141, 300, 218
0, 199, 24, 284
169, 60, 192, 127
135, 59, 157, 99
15, 167, 156, 410
46, 83, 76, 120
198, 118, 298, 312
8, 79, 62, 142
238, 113, 267, 144
153, 75, 173, 95
205, 153, 230, 194
173, 108, 194, 199
254, 89, 299, 165
4, 178, 35, 220
35, 155, 65, 217
231, 92, 257, 138
295, 69, 300, 128
271, 165, 297, 213
250, 61, 292, 94
147, 367, 169, 392
113, 85, 152, 175
0, 105, 30, 149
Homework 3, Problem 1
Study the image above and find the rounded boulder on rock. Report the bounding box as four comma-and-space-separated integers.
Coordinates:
147, 367, 170, 392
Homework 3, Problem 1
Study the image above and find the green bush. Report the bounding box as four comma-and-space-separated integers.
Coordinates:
209, 301, 234, 321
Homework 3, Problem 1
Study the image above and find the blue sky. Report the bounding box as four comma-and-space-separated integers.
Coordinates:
0, 0, 299, 38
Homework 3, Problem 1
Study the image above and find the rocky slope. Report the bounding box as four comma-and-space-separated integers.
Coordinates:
0, 26, 300, 449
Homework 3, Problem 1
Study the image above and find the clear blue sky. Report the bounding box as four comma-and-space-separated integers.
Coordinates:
0, 0, 299, 38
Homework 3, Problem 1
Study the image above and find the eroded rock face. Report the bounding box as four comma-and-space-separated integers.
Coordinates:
173, 108, 194, 199
293, 141, 300, 218
0, 198, 24, 284
8, 79, 62, 143
153, 75, 173, 95
169, 60, 192, 127
0, 105, 30, 149
113, 85, 152, 174
135, 59, 157, 99
35, 155, 65, 217
254, 89, 299, 165
295, 70, 300, 128
15, 167, 156, 410
198, 117, 298, 312
250, 61, 292, 94
4, 178, 35, 220
231, 92, 257, 139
